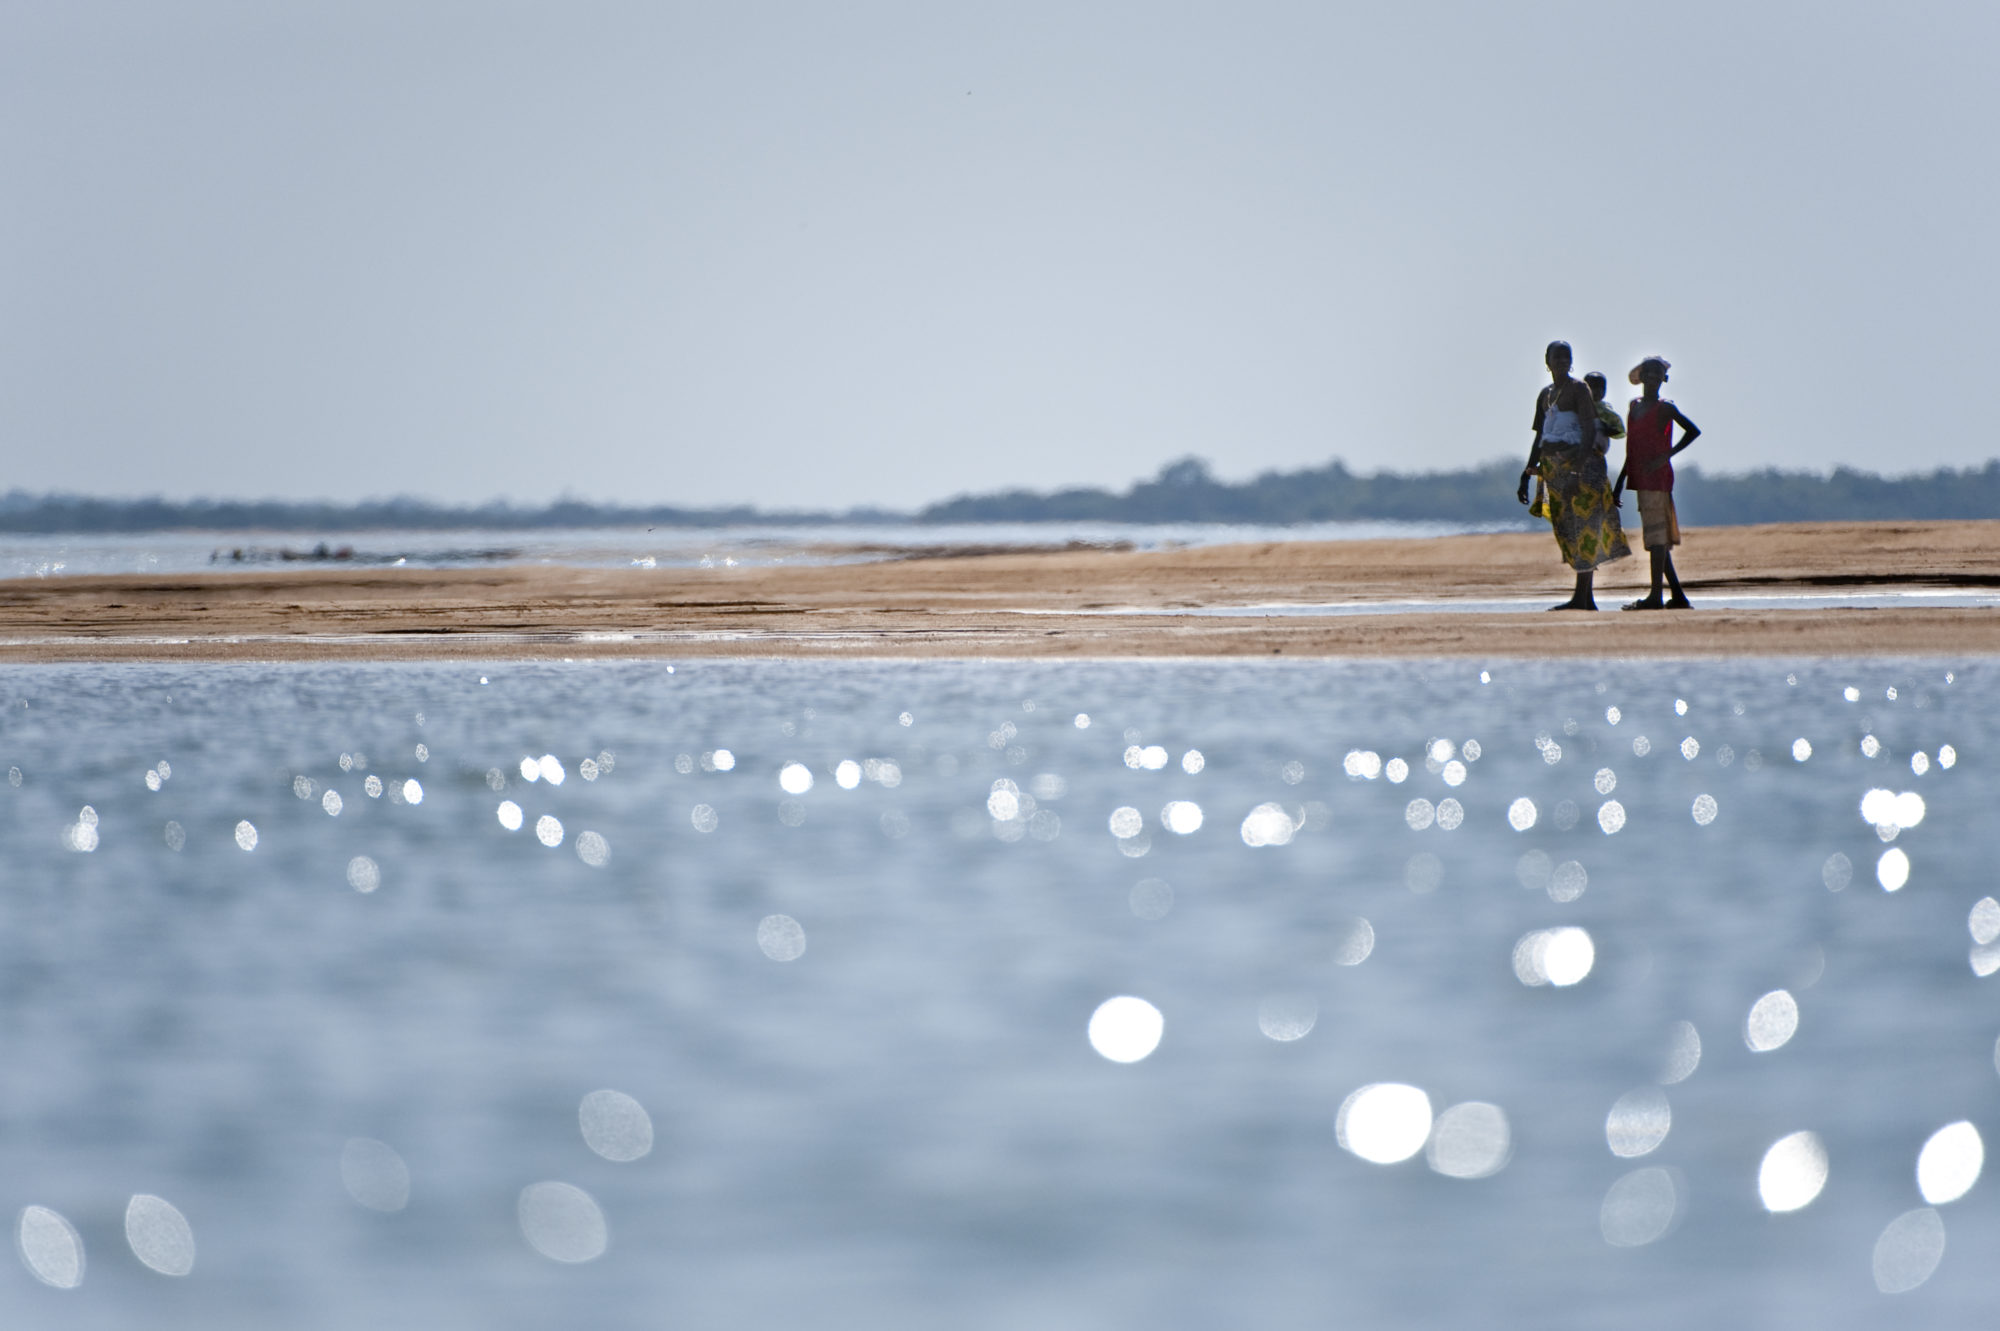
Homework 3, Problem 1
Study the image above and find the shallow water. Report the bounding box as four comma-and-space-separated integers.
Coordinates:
1, 658, 1994, 1328
0, 520, 1508, 578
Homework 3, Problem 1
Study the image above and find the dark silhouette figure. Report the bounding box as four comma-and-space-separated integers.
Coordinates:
1613, 357, 1701, 609
1519, 341, 1630, 609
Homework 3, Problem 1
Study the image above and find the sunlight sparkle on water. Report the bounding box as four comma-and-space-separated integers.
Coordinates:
1606, 1086, 1671, 1158
346, 856, 380, 893
496, 801, 522, 831
1404, 799, 1435, 831
1969, 898, 2000, 946
518, 1182, 607, 1263
834, 760, 861, 789
779, 763, 814, 795
1257, 994, 1318, 1041
1513, 927, 1594, 987
1600, 1168, 1680, 1247
1548, 860, 1587, 903
535, 816, 564, 847
1426, 1102, 1510, 1179
1240, 803, 1296, 847
1385, 758, 1408, 783
1515, 849, 1551, 892
579, 1090, 654, 1162
1507, 797, 1536, 831
1336, 1084, 1432, 1165
1333, 916, 1376, 965
1597, 801, 1625, 834
1916, 1121, 1983, 1205
1692, 794, 1718, 825
1129, 878, 1173, 920
757, 915, 806, 961
1660, 1021, 1702, 1083
1088, 996, 1163, 1063
1181, 749, 1205, 774
1745, 990, 1799, 1051
575, 831, 609, 866
1877, 847, 1910, 891
340, 1139, 411, 1212
124, 1195, 194, 1276
17, 1206, 84, 1288
1160, 801, 1203, 834
234, 820, 257, 851
1757, 1131, 1828, 1212
1872, 1208, 1945, 1293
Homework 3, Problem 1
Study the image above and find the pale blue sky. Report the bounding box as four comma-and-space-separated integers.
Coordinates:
5, 1, 1995, 509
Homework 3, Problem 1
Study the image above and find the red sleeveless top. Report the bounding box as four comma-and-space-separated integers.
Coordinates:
1624, 400, 1676, 491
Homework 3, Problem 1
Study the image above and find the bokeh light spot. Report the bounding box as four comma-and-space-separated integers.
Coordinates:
518, 1182, 607, 1263
16, 1205, 84, 1289
1758, 1131, 1829, 1212
1426, 1102, 1511, 1179
124, 1195, 194, 1276
340, 1138, 411, 1212
757, 914, 806, 961
1337, 1083, 1433, 1164
1872, 1208, 1945, 1293
1088, 996, 1164, 1063
1745, 990, 1799, 1051
579, 1090, 654, 1162
1916, 1121, 1983, 1205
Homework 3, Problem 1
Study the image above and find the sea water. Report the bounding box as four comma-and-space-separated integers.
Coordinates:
0, 520, 1510, 579
0, 658, 1993, 1328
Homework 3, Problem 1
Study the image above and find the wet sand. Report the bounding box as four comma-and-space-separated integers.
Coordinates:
0, 521, 1995, 661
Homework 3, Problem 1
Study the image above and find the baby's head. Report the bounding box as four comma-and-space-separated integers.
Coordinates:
1583, 372, 1608, 401
1628, 357, 1670, 390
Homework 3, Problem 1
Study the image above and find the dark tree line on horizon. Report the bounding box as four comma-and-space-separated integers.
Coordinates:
1, 457, 1995, 533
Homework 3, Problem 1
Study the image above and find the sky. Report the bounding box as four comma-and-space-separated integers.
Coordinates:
4, 1, 1996, 510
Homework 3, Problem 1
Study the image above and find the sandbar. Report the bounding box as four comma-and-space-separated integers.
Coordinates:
0, 521, 1995, 661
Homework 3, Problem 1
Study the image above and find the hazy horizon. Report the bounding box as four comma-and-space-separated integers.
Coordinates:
8, 2, 1996, 509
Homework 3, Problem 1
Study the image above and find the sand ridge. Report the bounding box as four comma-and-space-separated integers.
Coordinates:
0, 520, 1994, 661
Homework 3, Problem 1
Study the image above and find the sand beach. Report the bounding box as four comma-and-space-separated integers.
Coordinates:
0, 520, 1994, 661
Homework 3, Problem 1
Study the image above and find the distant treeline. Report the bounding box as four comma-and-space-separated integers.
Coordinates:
2, 457, 1996, 532
918, 457, 2000, 526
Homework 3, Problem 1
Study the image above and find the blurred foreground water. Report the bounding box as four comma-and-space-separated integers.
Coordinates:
1, 658, 1994, 1328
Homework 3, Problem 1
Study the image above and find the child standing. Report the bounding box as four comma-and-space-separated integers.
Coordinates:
1614, 356, 1701, 610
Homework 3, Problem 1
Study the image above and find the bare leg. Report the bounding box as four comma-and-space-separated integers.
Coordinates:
1624, 550, 1667, 611
1662, 553, 1691, 608
1551, 570, 1597, 611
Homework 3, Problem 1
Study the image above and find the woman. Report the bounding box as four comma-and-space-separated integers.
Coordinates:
1517, 340, 1630, 609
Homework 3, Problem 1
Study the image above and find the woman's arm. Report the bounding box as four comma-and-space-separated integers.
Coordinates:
1519, 389, 1549, 503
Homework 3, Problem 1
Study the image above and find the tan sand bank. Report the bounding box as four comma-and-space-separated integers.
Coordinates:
0, 520, 1995, 661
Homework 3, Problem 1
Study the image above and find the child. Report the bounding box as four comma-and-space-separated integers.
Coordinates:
1614, 356, 1701, 610
1584, 372, 1626, 447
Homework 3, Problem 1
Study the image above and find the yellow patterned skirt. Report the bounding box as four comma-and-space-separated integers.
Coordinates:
1535, 446, 1631, 572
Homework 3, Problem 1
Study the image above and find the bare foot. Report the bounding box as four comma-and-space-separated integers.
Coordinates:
1548, 599, 1598, 611
1664, 596, 1693, 610
1623, 597, 1663, 611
